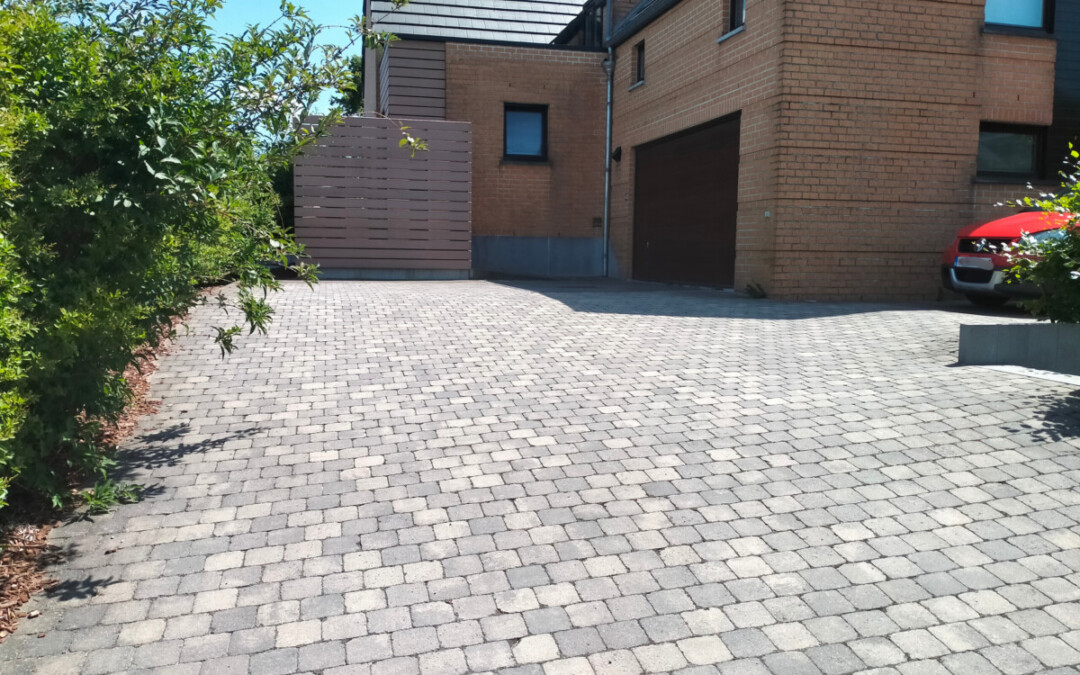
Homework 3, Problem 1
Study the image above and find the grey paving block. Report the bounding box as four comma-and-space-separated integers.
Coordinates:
4, 281, 1079, 675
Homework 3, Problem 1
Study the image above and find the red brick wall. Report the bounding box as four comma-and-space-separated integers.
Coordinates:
972, 182, 1043, 223
609, 0, 786, 286
770, 0, 980, 299
609, 0, 1058, 300
980, 33, 1057, 125
769, 0, 1057, 300
444, 44, 607, 238
970, 35, 1059, 239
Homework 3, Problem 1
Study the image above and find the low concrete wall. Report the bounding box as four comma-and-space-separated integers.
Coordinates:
959, 323, 1080, 376
473, 236, 605, 278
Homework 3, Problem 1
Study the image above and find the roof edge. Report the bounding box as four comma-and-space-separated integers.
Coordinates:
607, 0, 685, 47
552, 12, 585, 44
553, 0, 605, 46
391, 32, 605, 52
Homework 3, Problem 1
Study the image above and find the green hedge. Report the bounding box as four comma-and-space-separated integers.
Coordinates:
0, 0, 399, 510
1008, 148, 1080, 323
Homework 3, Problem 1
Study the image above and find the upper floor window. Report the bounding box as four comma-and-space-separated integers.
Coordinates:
730, 0, 745, 31
977, 123, 1044, 179
984, 0, 1048, 30
634, 41, 645, 86
504, 104, 548, 161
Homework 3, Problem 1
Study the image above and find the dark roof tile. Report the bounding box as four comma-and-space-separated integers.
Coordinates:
371, 0, 586, 44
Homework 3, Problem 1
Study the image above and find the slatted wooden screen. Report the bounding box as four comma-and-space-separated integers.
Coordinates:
385, 41, 446, 119
293, 117, 472, 272
378, 50, 391, 117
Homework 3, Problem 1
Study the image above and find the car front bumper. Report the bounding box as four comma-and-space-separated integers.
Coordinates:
940, 266, 1039, 298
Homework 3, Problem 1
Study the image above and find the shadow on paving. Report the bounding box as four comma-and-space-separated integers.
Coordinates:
1010, 389, 1080, 442
46, 573, 117, 603
491, 279, 1021, 321
109, 423, 259, 484
39, 425, 265, 601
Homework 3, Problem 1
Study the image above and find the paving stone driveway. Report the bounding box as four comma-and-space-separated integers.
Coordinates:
4, 280, 1080, 675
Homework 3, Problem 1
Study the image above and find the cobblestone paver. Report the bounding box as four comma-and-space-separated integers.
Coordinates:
3, 280, 1080, 675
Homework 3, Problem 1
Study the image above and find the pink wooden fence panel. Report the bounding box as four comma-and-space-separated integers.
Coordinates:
293, 116, 472, 271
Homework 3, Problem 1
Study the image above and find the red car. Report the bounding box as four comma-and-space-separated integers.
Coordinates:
942, 211, 1072, 306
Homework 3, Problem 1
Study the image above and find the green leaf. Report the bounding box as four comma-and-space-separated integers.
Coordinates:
0, 0, 346, 512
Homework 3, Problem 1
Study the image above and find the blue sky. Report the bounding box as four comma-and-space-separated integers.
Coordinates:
211, 0, 366, 112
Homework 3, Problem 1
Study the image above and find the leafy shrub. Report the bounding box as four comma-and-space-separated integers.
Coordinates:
83, 479, 141, 515
0, 0, 404, 509
1007, 147, 1080, 323
332, 54, 366, 116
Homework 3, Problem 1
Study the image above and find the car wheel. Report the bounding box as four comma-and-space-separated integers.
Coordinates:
966, 294, 1008, 308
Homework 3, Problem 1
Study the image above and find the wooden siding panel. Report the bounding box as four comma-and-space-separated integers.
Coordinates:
294, 173, 469, 186
294, 116, 472, 271
385, 41, 446, 120
378, 48, 391, 116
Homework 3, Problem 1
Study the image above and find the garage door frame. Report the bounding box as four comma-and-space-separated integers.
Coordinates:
632, 111, 741, 287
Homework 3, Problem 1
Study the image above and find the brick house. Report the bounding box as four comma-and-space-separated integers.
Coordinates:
358, 0, 1079, 299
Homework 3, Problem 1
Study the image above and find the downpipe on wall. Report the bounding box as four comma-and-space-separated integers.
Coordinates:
601, 47, 614, 278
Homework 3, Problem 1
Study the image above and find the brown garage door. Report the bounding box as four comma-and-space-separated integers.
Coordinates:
633, 114, 740, 287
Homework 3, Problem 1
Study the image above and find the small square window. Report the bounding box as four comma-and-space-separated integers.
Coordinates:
977, 123, 1044, 178
730, 0, 745, 31
634, 41, 645, 85
984, 0, 1048, 30
504, 104, 548, 161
